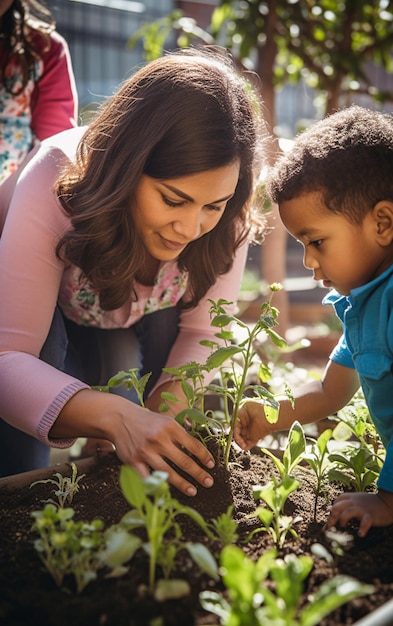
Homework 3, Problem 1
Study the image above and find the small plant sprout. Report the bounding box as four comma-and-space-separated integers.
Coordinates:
261, 420, 306, 480
30, 462, 85, 508
249, 474, 301, 548
159, 360, 225, 440
200, 545, 375, 626
302, 427, 334, 519
31, 503, 140, 593
333, 390, 382, 454
326, 393, 384, 493
207, 505, 239, 546
328, 445, 381, 493
94, 368, 151, 407
118, 465, 219, 596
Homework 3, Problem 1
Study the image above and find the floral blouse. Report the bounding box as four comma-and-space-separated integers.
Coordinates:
59, 261, 189, 328
0, 31, 78, 185
0, 58, 38, 183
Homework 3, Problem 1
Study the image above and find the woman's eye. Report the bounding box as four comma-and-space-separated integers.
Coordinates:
206, 204, 223, 213
162, 195, 184, 208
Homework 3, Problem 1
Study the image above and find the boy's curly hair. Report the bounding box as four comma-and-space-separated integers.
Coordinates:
266, 105, 393, 225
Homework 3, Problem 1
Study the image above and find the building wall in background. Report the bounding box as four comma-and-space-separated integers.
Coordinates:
47, 0, 174, 117
48, 1, 392, 132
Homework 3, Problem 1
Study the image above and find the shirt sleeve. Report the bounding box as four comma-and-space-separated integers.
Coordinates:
329, 332, 355, 369
30, 31, 79, 140
377, 438, 393, 492
0, 141, 88, 447
150, 241, 250, 393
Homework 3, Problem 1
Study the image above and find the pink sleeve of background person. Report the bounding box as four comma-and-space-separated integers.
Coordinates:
0, 131, 88, 448
30, 31, 79, 140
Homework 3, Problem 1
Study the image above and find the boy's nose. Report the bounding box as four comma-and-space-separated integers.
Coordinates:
303, 248, 319, 270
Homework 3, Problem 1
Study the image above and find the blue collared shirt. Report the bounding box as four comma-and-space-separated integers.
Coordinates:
323, 264, 393, 491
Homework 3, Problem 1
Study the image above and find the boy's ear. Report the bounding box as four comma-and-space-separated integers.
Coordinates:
372, 201, 393, 246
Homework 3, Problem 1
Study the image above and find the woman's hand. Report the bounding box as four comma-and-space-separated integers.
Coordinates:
326, 490, 393, 537
113, 407, 215, 496
81, 438, 115, 457
53, 389, 215, 497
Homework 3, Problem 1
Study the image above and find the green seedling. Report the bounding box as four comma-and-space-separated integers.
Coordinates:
118, 466, 219, 594
326, 392, 384, 492
31, 464, 226, 599
207, 505, 239, 546
94, 368, 151, 406
159, 360, 225, 441
30, 461, 85, 508
261, 420, 306, 480
200, 544, 375, 626
31, 503, 141, 593
249, 474, 301, 548
302, 428, 334, 519
328, 444, 381, 492
312, 529, 355, 571
333, 391, 382, 454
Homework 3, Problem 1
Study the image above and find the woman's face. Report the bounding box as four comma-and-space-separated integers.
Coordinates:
132, 161, 240, 262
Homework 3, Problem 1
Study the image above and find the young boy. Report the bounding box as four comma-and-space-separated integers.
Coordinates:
234, 105, 393, 537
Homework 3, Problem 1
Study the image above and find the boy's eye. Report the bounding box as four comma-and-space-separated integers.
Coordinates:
310, 239, 323, 248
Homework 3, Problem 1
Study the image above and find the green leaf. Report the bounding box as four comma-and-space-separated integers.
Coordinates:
101, 528, 142, 568
119, 466, 146, 509
285, 421, 306, 473
160, 391, 179, 403
184, 542, 219, 580
205, 345, 241, 369
199, 590, 230, 621
176, 407, 210, 425
154, 578, 191, 602
256, 506, 274, 529
301, 576, 375, 626
181, 380, 194, 402
266, 328, 287, 348
264, 403, 279, 424
210, 313, 235, 327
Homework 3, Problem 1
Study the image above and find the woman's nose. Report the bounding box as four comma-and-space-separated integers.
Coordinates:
173, 210, 202, 240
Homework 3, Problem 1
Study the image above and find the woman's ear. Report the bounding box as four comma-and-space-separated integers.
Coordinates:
372, 201, 393, 246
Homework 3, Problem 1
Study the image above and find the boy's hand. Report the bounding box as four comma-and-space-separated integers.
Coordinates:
233, 400, 272, 450
326, 490, 393, 537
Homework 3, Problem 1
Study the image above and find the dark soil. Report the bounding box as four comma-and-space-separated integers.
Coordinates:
1, 443, 393, 626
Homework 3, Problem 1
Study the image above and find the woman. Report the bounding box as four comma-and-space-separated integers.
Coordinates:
0, 46, 266, 495
0, 0, 78, 183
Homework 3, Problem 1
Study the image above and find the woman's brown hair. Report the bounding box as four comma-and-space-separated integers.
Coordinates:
0, 0, 54, 95
56, 47, 267, 310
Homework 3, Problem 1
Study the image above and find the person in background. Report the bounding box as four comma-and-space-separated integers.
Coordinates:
0, 0, 78, 184
234, 105, 393, 536
0, 47, 266, 494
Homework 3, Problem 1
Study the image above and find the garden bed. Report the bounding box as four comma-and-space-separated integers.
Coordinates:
1, 442, 393, 626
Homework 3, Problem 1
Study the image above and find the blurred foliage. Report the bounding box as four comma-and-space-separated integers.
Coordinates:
129, 1, 393, 133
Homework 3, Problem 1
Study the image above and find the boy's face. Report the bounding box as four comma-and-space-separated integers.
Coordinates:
279, 191, 393, 296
